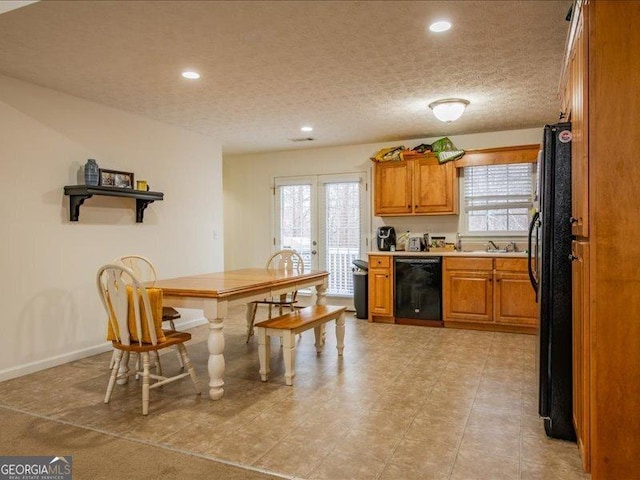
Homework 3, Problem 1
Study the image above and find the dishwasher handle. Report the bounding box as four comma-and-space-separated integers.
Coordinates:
395, 257, 441, 265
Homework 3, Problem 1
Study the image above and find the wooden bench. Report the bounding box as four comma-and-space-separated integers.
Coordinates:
255, 305, 346, 386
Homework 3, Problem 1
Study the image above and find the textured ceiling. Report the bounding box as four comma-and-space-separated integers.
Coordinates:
0, 0, 571, 155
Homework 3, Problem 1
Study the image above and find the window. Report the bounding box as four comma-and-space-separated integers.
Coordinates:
463, 162, 535, 234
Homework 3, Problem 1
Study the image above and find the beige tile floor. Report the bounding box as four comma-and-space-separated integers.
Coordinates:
0, 306, 590, 480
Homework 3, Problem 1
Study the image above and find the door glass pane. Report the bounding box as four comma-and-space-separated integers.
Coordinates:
278, 184, 312, 272
323, 181, 361, 296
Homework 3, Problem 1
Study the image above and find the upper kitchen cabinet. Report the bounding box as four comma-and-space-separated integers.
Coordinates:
373, 152, 458, 216
373, 159, 413, 215
561, 0, 589, 238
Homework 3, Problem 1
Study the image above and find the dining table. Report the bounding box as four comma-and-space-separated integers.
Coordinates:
153, 268, 329, 400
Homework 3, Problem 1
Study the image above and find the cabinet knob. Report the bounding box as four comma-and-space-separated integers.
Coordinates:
569, 254, 578, 261
496, 278, 501, 282
570, 217, 579, 224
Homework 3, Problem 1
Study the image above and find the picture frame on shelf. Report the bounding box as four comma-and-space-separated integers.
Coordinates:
99, 169, 134, 188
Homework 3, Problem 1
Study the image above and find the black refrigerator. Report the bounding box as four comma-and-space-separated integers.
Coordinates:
527, 122, 576, 441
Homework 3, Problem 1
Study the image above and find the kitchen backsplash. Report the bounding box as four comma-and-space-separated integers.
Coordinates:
371, 216, 529, 252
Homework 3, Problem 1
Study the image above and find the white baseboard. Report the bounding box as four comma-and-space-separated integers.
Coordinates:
0, 316, 210, 383
172, 316, 208, 330
0, 343, 113, 383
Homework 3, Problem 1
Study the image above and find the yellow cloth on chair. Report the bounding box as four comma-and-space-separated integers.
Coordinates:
106, 286, 166, 343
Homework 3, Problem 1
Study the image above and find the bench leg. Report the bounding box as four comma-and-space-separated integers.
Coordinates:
314, 326, 324, 353
282, 331, 296, 386
336, 313, 345, 356
258, 328, 270, 382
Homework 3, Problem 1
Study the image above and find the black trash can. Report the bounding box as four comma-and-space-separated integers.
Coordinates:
352, 260, 369, 319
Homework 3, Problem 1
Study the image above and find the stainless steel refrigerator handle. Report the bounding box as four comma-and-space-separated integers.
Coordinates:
527, 211, 540, 294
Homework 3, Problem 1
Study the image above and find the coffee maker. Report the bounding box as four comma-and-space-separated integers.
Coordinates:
376, 226, 396, 251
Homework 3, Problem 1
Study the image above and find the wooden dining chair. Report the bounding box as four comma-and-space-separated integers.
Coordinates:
97, 264, 200, 415
246, 249, 305, 342
110, 255, 182, 369
113, 255, 181, 328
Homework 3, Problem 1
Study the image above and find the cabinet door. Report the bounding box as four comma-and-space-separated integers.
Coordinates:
572, 240, 590, 472
413, 157, 458, 214
369, 267, 392, 316
443, 270, 493, 323
374, 161, 412, 215
570, 6, 589, 237
368, 255, 393, 318
494, 271, 537, 326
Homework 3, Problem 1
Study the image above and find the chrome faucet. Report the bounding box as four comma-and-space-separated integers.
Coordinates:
505, 241, 518, 252
487, 240, 499, 251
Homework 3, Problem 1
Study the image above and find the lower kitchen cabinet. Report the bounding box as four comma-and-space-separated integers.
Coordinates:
494, 258, 538, 327
442, 257, 493, 324
571, 240, 590, 472
368, 255, 394, 322
444, 256, 537, 333
367, 254, 537, 332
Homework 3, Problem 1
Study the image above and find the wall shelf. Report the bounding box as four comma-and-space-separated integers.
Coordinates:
63, 185, 164, 223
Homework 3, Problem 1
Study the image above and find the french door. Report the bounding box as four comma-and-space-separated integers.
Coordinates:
274, 173, 367, 297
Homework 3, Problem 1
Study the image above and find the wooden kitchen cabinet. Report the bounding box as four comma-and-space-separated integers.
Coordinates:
373, 153, 458, 216
413, 156, 458, 214
443, 256, 537, 334
443, 257, 493, 324
568, 2, 589, 238
373, 160, 413, 215
368, 255, 394, 322
560, 1, 640, 476
493, 258, 537, 327
571, 240, 590, 472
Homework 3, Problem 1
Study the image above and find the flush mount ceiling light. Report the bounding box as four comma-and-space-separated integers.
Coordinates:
300, 126, 313, 132
428, 98, 470, 122
181, 70, 200, 80
429, 21, 451, 33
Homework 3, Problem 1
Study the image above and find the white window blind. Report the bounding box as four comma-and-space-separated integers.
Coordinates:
464, 163, 534, 233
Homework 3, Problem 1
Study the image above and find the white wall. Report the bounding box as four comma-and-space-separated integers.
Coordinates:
223, 128, 542, 269
0, 74, 224, 380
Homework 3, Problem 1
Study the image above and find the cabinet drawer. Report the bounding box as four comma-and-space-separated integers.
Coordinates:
369, 255, 391, 268
444, 257, 493, 271
494, 258, 528, 272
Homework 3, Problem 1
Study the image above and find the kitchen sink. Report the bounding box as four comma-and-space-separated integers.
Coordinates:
461, 249, 519, 254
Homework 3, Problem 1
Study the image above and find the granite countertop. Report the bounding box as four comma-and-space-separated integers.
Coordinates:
367, 250, 528, 258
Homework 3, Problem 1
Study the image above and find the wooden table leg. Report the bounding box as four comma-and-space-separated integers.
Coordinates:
204, 300, 227, 400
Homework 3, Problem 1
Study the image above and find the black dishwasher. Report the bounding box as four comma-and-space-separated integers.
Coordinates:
394, 257, 442, 325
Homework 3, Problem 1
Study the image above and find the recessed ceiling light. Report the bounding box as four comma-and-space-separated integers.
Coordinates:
300, 126, 313, 132
181, 71, 200, 80
429, 21, 451, 33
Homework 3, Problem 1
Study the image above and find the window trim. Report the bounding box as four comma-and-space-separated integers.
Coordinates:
458, 162, 536, 237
